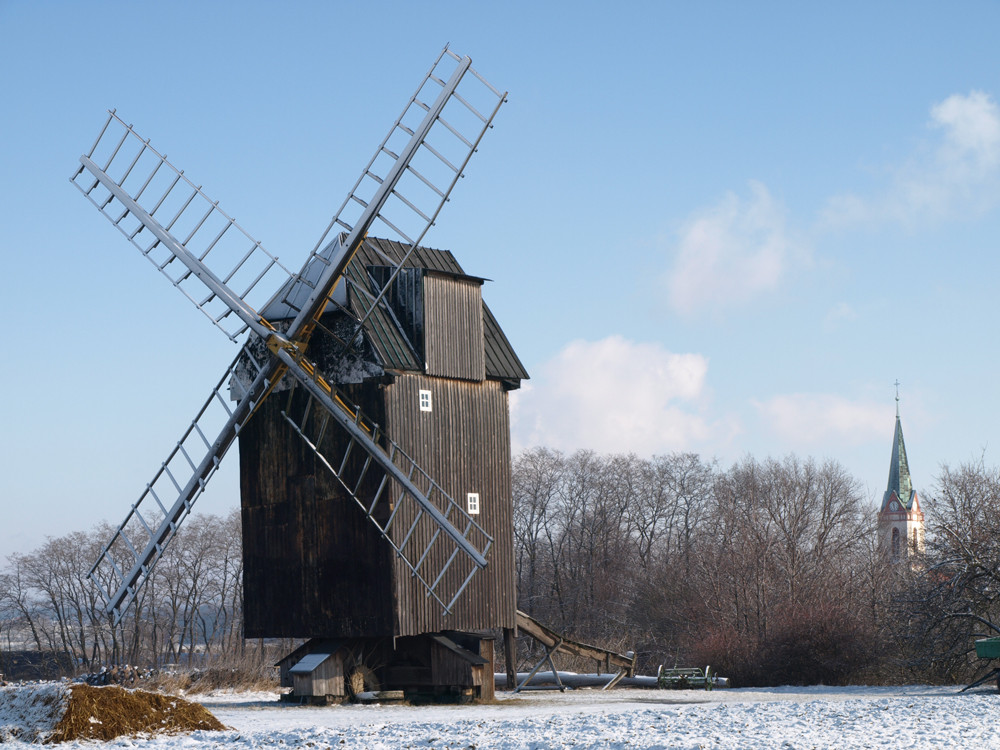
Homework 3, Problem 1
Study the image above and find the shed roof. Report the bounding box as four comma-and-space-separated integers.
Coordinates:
289, 652, 335, 674
430, 634, 488, 665
275, 638, 342, 668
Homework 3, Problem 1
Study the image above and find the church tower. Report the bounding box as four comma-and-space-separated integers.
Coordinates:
877, 387, 925, 560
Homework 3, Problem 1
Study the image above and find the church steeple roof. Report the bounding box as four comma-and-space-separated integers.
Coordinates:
881, 386, 916, 512
883, 415, 915, 510
877, 382, 925, 559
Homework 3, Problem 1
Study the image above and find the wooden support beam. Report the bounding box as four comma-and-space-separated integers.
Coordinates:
515, 610, 633, 671
503, 627, 517, 691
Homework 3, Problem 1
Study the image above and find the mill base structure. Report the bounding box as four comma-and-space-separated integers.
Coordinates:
277, 632, 496, 704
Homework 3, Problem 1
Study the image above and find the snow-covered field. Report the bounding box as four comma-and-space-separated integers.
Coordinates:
6, 683, 1000, 748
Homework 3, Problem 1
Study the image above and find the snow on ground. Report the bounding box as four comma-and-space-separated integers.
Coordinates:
4, 683, 1000, 748
0, 682, 67, 742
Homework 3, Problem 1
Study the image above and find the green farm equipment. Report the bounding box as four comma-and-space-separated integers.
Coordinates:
657, 665, 716, 690
962, 637, 1000, 692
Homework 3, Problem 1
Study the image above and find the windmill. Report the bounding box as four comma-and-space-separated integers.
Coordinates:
72, 47, 524, 701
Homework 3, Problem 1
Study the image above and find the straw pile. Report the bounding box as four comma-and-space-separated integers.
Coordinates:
0, 683, 225, 743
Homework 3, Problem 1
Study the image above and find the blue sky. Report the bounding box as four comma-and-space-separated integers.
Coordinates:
2, 1, 999, 558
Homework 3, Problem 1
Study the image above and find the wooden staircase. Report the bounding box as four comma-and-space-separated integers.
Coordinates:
508, 610, 636, 691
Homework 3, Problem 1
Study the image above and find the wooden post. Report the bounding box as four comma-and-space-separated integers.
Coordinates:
503, 627, 517, 691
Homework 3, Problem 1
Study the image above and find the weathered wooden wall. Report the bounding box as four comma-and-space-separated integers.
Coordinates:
239, 387, 396, 639
423, 273, 485, 381
240, 265, 517, 641
240, 371, 516, 638
385, 373, 517, 635
291, 653, 345, 698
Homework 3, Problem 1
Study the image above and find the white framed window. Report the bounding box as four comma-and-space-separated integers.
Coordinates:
467, 492, 480, 515
419, 389, 432, 412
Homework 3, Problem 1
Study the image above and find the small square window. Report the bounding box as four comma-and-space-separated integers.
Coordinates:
467, 492, 480, 515
419, 389, 432, 412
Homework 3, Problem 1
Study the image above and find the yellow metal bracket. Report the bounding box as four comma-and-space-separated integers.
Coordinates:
264, 332, 303, 357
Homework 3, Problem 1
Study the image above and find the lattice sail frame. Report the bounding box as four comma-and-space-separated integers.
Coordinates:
73, 47, 507, 625
269, 47, 508, 359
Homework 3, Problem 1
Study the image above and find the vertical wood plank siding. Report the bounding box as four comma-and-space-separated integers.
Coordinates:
239, 388, 397, 639
300, 654, 345, 697
240, 372, 517, 638
240, 250, 521, 642
385, 373, 517, 635
423, 274, 486, 381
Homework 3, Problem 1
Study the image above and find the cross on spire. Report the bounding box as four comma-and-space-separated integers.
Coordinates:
894, 379, 900, 417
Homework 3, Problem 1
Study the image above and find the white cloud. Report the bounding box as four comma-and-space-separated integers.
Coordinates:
664, 181, 803, 315
824, 90, 1000, 226
823, 301, 858, 328
933, 90, 1000, 168
510, 336, 717, 455
754, 393, 893, 446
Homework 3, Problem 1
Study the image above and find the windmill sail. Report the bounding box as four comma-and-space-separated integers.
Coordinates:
275, 46, 507, 355
77, 46, 507, 624
87, 341, 281, 624
71, 112, 296, 342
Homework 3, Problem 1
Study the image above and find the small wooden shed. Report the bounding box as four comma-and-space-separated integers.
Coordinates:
288, 649, 346, 702
274, 639, 344, 695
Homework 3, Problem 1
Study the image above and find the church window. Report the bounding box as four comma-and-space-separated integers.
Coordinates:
891, 528, 900, 559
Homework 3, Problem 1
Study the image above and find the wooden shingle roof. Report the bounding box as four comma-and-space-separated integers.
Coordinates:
345, 238, 528, 384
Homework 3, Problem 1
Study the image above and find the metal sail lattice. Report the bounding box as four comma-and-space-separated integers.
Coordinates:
71, 112, 296, 341
272, 46, 507, 357
88, 341, 278, 624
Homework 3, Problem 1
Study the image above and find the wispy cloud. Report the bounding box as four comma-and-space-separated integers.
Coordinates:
510, 336, 721, 454
823, 301, 858, 329
664, 181, 805, 316
661, 92, 1000, 321
824, 90, 1000, 226
753, 393, 893, 446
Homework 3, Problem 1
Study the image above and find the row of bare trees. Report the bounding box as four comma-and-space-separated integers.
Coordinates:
0, 511, 244, 671
514, 450, 713, 642
513, 448, 1000, 686
4, 449, 999, 685
513, 448, 900, 683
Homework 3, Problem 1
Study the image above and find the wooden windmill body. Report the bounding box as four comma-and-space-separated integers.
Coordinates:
71, 49, 519, 701
241, 239, 526, 644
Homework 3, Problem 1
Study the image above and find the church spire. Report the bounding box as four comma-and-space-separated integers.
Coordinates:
882, 384, 914, 511
878, 383, 925, 559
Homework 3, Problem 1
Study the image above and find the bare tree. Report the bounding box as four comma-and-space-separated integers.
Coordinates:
895, 459, 1000, 681
0, 511, 250, 673
512, 447, 563, 615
